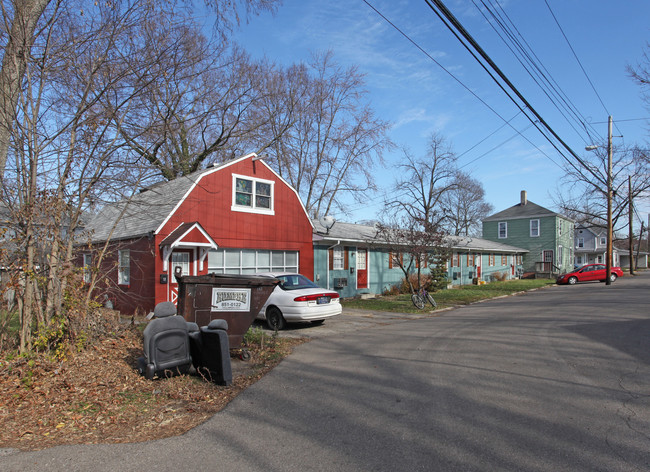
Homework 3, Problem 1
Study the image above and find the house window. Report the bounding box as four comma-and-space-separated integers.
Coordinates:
576, 255, 582, 265
489, 253, 495, 266
83, 253, 92, 283
577, 238, 584, 248
208, 249, 299, 274
596, 255, 603, 263
516, 254, 522, 265
171, 252, 190, 276
118, 249, 130, 285
332, 246, 344, 270
498, 222, 507, 239
232, 175, 274, 214
467, 253, 475, 267
530, 219, 540, 237
389, 252, 404, 269
452, 253, 459, 267
600, 236, 606, 246
501, 254, 507, 265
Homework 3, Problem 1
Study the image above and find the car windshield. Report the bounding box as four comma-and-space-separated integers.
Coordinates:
277, 274, 320, 291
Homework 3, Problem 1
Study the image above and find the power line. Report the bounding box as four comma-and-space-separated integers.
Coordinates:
362, 0, 567, 174
475, 0, 601, 144
423, 0, 607, 187
542, 0, 622, 137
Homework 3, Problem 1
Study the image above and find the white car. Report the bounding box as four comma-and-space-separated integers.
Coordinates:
256, 272, 342, 330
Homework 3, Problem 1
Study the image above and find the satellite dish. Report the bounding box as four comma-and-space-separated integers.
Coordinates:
319, 215, 336, 233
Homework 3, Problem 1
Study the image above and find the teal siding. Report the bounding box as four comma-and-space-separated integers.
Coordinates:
314, 243, 526, 297
313, 244, 405, 297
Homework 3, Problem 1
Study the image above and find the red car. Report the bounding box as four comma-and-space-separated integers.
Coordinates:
557, 264, 623, 285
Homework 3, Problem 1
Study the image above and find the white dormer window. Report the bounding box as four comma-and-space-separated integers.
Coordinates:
599, 236, 606, 246
232, 174, 275, 215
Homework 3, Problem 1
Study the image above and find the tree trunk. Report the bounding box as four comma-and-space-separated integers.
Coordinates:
0, 0, 52, 178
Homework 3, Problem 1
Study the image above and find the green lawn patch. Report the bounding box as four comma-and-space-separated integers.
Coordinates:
342, 279, 555, 313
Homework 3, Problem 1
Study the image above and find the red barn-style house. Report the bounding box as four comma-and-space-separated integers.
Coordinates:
82, 153, 314, 316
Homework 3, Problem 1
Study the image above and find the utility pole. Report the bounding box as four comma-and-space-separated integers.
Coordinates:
605, 116, 613, 285
628, 175, 635, 275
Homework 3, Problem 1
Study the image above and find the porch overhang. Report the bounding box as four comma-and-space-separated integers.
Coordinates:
159, 221, 218, 272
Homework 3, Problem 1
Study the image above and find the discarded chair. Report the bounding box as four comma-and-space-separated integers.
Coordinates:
137, 302, 193, 380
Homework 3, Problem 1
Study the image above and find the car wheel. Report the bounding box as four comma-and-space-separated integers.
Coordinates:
609, 273, 618, 282
567, 276, 578, 285
266, 307, 286, 331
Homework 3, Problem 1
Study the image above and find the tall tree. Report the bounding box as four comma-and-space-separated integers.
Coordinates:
385, 133, 457, 225
554, 144, 650, 236
440, 171, 493, 236
0, 0, 282, 180
0, 0, 52, 179
262, 51, 393, 217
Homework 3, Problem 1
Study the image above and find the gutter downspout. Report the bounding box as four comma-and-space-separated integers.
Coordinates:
326, 240, 341, 290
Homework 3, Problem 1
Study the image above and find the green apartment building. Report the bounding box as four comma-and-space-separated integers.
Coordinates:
482, 191, 574, 276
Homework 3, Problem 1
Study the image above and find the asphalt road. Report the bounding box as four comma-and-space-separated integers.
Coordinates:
3, 273, 649, 471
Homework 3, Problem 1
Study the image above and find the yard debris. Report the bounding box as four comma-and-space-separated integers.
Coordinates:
0, 325, 304, 451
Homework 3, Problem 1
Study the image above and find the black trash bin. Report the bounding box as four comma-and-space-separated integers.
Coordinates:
175, 269, 279, 356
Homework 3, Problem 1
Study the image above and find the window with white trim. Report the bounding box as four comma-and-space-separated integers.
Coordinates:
232, 175, 274, 214
530, 219, 540, 237
577, 238, 584, 248
332, 246, 344, 270
208, 249, 298, 274
600, 236, 606, 246
118, 250, 130, 285
498, 222, 507, 239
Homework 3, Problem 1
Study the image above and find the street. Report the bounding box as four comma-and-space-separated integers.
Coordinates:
3, 273, 649, 471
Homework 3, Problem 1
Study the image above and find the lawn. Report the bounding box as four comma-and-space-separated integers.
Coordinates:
342, 279, 555, 313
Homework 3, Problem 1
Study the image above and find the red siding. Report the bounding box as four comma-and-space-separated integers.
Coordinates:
86, 237, 156, 316
153, 158, 313, 308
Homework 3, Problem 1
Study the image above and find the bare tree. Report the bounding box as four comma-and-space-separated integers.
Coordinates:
628, 42, 650, 118
0, 0, 282, 180
375, 215, 448, 294
385, 133, 457, 225
440, 171, 493, 236
113, 23, 272, 180
0, 0, 53, 180
262, 51, 393, 217
554, 144, 650, 237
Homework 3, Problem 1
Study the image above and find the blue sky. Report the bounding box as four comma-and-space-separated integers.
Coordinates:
232, 0, 650, 228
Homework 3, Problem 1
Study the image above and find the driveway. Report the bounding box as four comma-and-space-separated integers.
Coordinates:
3, 273, 650, 471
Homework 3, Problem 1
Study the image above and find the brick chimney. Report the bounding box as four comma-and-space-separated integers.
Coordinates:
521, 190, 527, 206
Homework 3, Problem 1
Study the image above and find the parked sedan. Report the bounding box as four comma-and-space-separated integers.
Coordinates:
556, 264, 623, 285
256, 272, 342, 330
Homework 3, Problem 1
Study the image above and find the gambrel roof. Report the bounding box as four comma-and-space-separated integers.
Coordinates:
83, 153, 310, 243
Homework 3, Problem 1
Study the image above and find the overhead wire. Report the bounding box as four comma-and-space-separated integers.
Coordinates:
542, 0, 623, 137
344, 1, 569, 217
423, 0, 607, 187
475, 0, 601, 144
